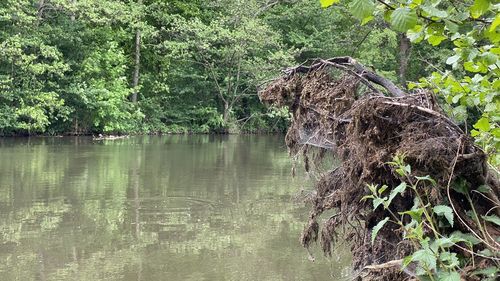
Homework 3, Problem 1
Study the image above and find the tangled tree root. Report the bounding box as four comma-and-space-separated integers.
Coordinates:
259, 57, 500, 280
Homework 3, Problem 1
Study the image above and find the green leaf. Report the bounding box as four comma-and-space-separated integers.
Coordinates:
415, 175, 436, 186
384, 182, 407, 208
361, 195, 375, 201
481, 214, 500, 226
439, 252, 460, 268
432, 237, 454, 249
378, 184, 388, 195
349, 0, 375, 21
400, 208, 424, 223
490, 14, 500, 32
433, 205, 454, 227
373, 197, 386, 210
444, 20, 459, 33
437, 270, 461, 281
446, 55, 460, 65
472, 266, 499, 277
470, 0, 490, 19
474, 117, 491, 132
371, 217, 389, 244
320, 0, 339, 8
450, 231, 481, 245
428, 35, 447, 46
411, 248, 437, 271
407, 25, 424, 43
402, 255, 413, 269
391, 7, 418, 32
421, 5, 448, 18
477, 185, 492, 193
464, 61, 487, 73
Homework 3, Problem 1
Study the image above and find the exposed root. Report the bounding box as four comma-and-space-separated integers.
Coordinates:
259, 57, 500, 280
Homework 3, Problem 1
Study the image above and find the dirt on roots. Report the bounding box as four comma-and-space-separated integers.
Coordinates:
260, 68, 500, 280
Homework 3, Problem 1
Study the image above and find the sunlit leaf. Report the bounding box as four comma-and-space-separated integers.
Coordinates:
390, 7, 417, 32
470, 0, 490, 19
349, 0, 375, 20
474, 117, 491, 132
490, 14, 500, 32
320, 0, 339, 8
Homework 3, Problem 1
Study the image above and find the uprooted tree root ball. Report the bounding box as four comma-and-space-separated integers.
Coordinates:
259, 57, 500, 280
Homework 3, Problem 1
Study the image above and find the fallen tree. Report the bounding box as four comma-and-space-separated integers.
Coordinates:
259, 57, 500, 280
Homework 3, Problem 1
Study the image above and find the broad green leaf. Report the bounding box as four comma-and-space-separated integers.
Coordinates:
474, 117, 491, 132
472, 266, 499, 277
421, 5, 448, 18
391, 8, 418, 32
437, 270, 461, 281
490, 14, 500, 32
464, 61, 487, 73
371, 217, 389, 244
439, 252, 460, 268
470, 0, 490, 19
428, 35, 447, 46
411, 248, 437, 271
446, 55, 460, 65
481, 214, 500, 226
361, 15, 374, 25
320, 0, 339, 8
433, 205, 454, 227
432, 237, 454, 249
373, 197, 386, 210
407, 25, 424, 43
384, 182, 407, 208
477, 185, 492, 193
400, 208, 424, 223
349, 0, 375, 21
444, 20, 459, 33
450, 231, 481, 245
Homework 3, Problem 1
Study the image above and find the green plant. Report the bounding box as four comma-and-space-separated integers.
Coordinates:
363, 154, 499, 281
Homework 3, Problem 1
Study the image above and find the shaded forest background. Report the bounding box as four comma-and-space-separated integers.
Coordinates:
0, 0, 447, 135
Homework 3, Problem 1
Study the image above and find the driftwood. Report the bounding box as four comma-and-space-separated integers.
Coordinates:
259, 57, 500, 280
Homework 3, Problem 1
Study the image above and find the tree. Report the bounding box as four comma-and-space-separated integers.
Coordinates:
164, 0, 295, 131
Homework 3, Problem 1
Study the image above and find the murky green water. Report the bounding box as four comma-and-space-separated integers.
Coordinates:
0, 135, 351, 281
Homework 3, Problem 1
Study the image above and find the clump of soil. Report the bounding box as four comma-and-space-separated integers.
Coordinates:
259, 59, 500, 280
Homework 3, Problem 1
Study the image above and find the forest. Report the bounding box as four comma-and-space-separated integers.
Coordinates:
1, 0, 458, 136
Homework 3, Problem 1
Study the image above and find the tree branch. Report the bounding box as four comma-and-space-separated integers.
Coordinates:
284, 56, 406, 97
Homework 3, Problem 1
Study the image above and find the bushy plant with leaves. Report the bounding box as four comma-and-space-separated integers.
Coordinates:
363, 154, 499, 280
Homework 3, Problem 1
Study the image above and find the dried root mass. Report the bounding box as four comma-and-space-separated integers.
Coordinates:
259, 58, 500, 280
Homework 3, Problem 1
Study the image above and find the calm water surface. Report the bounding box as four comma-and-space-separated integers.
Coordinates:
0, 135, 351, 280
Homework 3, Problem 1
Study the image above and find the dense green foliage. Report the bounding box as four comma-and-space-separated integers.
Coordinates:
320, 0, 499, 162
0, 0, 441, 135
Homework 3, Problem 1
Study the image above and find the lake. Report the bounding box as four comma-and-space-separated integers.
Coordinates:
0, 135, 351, 280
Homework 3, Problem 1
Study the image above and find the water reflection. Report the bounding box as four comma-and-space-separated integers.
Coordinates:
0, 135, 351, 280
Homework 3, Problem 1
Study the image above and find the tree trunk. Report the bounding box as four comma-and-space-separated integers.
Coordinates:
37, 0, 45, 20
131, 0, 142, 104
397, 33, 411, 88
223, 102, 230, 126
